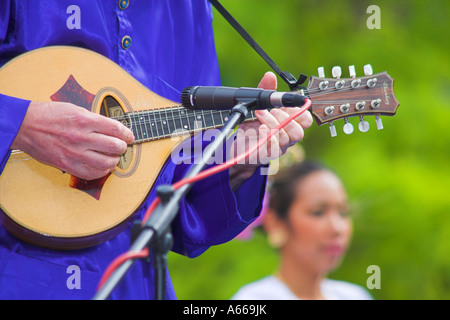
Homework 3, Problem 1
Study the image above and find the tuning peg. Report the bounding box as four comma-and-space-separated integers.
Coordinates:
364, 64, 373, 76
318, 67, 325, 78
318, 67, 329, 90
332, 66, 342, 78
358, 115, 370, 132
371, 99, 381, 109
375, 115, 384, 130
332, 66, 346, 89
348, 65, 356, 78
329, 122, 337, 137
343, 117, 354, 135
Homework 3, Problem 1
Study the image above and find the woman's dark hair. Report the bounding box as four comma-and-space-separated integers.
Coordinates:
268, 160, 328, 220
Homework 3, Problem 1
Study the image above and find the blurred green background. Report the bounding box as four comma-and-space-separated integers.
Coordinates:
168, 0, 450, 300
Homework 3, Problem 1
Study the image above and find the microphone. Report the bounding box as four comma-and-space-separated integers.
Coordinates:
181, 86, 306, 110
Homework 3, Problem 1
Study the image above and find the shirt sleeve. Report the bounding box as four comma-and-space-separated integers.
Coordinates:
145, 136, 268, 259
0, 93, 30, 174
173, 164, 267, 258
0, 0, 10, 44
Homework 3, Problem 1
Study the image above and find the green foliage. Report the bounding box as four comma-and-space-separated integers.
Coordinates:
168, 0, 450, 300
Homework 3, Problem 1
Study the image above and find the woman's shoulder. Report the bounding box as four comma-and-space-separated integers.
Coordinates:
231, 275, 297, 300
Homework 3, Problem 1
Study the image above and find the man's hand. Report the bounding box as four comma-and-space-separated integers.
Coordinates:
229, 72, 313, 190
12, 101, 135, 180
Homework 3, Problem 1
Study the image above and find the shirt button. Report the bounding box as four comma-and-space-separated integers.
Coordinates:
119, 0, 129, 10
121, 35, 132, 49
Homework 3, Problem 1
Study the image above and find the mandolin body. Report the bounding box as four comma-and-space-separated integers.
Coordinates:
0, 46, 184, 249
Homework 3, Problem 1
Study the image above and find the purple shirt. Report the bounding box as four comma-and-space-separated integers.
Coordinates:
0, 0, 266, 299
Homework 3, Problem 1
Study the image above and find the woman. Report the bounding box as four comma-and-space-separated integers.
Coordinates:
232, 161, 372, 300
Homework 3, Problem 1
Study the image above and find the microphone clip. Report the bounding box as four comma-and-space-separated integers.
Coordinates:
231, 99, 253, 119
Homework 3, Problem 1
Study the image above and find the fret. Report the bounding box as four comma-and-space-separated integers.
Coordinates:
167, 108, 175, 136
129, 113, 140, 141
178, 108, 190, 133
160, 109, 169, 137
141, 112, 151, 140
202, 110, 215, 129
219, 110, 230, 124
141, 111, 153, 141
159, 109, 168, 137
165, 114, 172, 135
140, 111, 151, 141
135, 111, 146, 141
158, 109, 168, 137
212, 110, 226, 127
186, 110, 195, 131
164, 109, 173, 137
210, 110, 216, 128
165, 108, 177, 136
199, 110, 207, 129
144, 110, 155, 140
149, 109, 161, 139
141, 111, 151, 141
187, 109, 202, 131
171, 107, 185, 135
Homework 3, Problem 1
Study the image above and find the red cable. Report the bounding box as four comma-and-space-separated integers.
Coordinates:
171, 98, 312, 192
96, 98, 311, 292
142, 98, 311, 224
97, 248, 150, 291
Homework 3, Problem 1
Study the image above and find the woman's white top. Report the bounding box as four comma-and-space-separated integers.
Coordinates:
231, 275, 373, 300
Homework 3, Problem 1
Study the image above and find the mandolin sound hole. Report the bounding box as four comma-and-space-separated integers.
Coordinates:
100, 95, 133, 170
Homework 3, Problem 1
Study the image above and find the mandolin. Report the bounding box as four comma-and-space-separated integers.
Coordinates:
0, 46, 399, 249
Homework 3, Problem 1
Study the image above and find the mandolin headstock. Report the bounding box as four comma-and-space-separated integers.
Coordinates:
306, 64, 399, 137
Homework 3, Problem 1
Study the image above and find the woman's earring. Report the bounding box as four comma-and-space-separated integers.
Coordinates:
268, 229, 288, 249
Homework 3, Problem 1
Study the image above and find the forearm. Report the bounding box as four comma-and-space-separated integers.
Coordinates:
229, 164, 260, 191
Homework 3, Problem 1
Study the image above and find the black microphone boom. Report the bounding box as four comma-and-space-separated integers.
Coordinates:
181, 86, 306, 110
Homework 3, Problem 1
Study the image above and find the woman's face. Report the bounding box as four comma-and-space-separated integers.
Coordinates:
282, 170, 353, 274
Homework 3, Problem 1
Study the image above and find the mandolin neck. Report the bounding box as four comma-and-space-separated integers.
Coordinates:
125, 106, 257, 144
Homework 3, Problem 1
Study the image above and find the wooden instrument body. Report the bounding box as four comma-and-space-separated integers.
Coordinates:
0, 46, 183, 249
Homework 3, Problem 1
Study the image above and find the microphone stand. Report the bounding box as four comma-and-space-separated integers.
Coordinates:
93, 100, 254, 300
